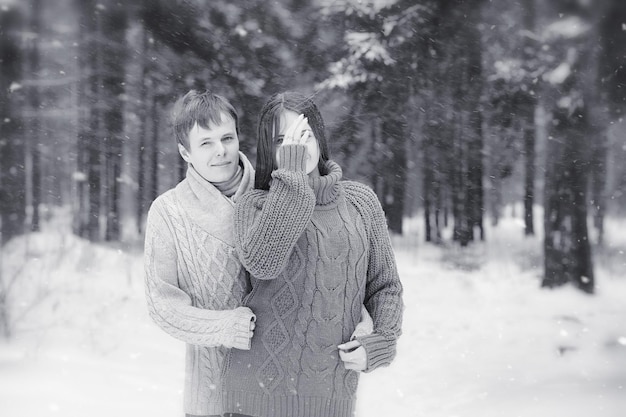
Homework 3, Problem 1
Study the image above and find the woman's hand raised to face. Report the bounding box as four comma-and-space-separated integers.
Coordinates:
282, 113, 311, 146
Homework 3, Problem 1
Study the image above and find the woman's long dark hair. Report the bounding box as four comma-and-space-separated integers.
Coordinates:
255, 92, 330, 190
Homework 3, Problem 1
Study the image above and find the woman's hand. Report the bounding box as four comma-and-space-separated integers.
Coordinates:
338, 340, 367, 371
282, 113, 311, 146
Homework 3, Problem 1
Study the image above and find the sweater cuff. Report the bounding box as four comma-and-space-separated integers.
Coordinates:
356, 333, 396, 372
278, 145, 307, 172
228, 307, 256, 350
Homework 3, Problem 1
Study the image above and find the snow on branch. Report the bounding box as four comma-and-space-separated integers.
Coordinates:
345, 31, 395, 65
543, 16, 591, 40
318, 0, 396, 18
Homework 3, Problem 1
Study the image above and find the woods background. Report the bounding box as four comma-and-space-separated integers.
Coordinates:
1, 0, 625, 301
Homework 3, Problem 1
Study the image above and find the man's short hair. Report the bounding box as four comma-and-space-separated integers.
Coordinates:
171, 90, 239, 149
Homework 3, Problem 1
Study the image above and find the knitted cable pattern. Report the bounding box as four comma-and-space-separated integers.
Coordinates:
284, 235, 315, 396
144, 159, 256, 416
256, 244, 303, 394
334, 196, 369, 394
145, 198, 250, 347
223, 145, 403, 417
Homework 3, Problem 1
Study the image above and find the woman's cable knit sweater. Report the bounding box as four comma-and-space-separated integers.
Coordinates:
144, 152, 256, 416
222, 145, 404, 417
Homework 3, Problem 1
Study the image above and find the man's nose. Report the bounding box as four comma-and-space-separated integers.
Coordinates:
215, 141, 225, 156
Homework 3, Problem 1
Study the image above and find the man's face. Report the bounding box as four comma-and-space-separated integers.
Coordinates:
178, 113, 240, 183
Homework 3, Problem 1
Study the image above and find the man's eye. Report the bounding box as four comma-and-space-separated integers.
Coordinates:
223, 136, 233, 142
201, 141, 213, 146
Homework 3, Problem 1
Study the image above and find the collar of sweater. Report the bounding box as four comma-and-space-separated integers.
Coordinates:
176, 152, 254, 245
186, 152, 254, 204
309, 160, 342, 205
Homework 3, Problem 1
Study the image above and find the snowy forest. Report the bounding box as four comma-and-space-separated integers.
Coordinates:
1, 0, 625, 416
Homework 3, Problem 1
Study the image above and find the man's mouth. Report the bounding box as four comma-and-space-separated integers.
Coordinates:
212, 161, 231, 167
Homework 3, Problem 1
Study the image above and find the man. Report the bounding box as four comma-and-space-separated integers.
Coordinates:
144, 90, 255, 417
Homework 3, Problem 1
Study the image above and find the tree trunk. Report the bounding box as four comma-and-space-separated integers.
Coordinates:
74, 0, 128, 242
87, 5, 104, 242
136, 27, 151, 235
0, 7, 26, 245
87, 132, 102, 242
585, 0, 623, 247
599, 0, 626, 120
423, 147, 433, 242
422, 119, 435, 242
102, 4, 127, 241
451, 111, 467, 245
522, 101, 536, 236
27, 0, 43, 232
381, 117, 406, 235
541, 0, 613, 293
467, 109, 484, 242
448, 0, 485, 246
543, 109, 594, 293
521, 0, 537, 236
422, 109, 445, 244
150, 95, 159, 203
74, 0, 102, 240
590, 135, 607, 245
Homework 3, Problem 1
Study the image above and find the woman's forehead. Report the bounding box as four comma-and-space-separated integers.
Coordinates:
277, 110, 299, 131
276, 110, 311, 135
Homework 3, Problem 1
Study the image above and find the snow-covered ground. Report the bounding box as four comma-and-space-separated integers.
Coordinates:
1, 207, 625, 417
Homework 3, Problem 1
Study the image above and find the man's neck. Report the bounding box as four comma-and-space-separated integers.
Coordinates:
213, 162, 243, 197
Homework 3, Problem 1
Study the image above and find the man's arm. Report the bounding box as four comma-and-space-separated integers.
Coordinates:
144, 203, 255, 350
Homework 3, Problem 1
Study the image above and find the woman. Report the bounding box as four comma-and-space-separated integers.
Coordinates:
222, 92, 403, 417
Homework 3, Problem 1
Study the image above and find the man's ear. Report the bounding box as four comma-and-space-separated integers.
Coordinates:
178, 143, 190, 163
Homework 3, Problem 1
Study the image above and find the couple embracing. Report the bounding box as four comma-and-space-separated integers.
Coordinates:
144, 89, 404, 417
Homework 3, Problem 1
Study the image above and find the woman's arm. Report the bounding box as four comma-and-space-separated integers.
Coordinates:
345, 182, 404, 372
144, 203, 255, 350
234, 144, 316, 280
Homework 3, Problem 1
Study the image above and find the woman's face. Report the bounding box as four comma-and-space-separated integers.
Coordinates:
274, 110, 320, 176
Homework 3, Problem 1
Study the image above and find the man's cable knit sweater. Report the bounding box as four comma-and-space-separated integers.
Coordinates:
144, 152, 255, 416
222, 145, 404, 417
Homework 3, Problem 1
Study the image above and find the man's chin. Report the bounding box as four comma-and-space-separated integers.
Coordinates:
208, 170, 238, 184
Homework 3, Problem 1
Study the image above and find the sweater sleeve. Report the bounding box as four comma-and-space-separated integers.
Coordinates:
346, 183, 404, 372
233, 144, 316, 280
144, 202, 255, 350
